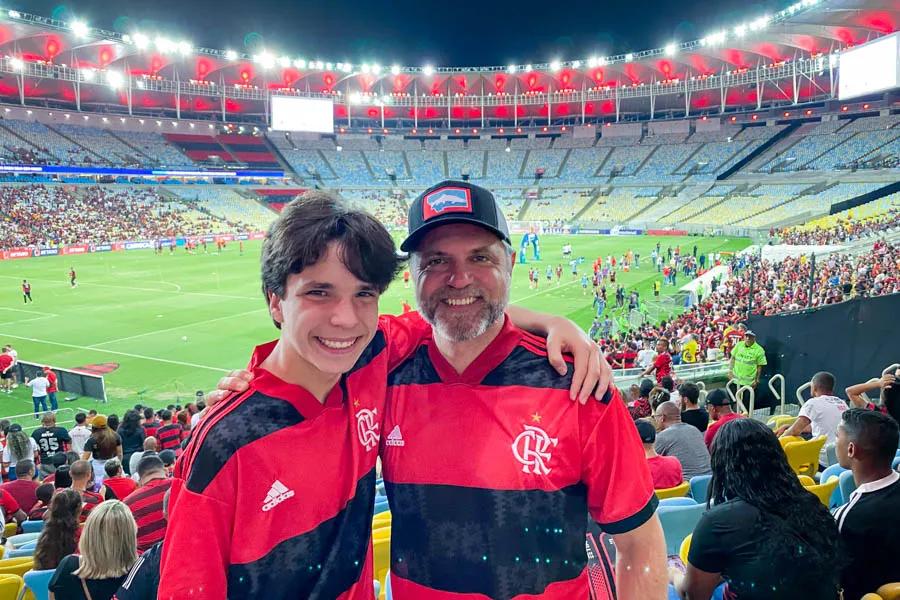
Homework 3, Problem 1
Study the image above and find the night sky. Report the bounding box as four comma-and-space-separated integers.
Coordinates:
13, 0, 783, 67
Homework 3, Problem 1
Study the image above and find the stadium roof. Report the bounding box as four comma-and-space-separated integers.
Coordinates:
0, 0, 895, 123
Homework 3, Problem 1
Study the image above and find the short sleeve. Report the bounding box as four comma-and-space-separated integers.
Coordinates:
29, 439, 38, 453
48, 554, 79, 594
84, 438, 96, 453
580, 388, 658, 534
58, 428, 71, 443
0, 491, 18, 515
756, 348, 767, 366
687, 507, 731, 573
116, 433, 122, 447
1, 447, 7, 463
378, 312, 430, 370
798, 400, 816, 422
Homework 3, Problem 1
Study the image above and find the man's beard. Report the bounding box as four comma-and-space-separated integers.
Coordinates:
419, 286, 508, 342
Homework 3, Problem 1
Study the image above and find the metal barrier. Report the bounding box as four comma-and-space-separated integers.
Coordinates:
735, 385, 755, 415
795, 381, 812, 406
768, 374, 786, 415
854, 363, 899, 406
611, 360, 730, 389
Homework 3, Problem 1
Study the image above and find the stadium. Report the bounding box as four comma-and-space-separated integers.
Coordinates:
0, 0, 896, 597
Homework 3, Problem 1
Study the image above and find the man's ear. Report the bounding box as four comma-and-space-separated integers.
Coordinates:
846, 440, 858, 461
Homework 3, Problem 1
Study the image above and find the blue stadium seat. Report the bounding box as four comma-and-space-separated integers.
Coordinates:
819, 464, 849, 508
6, 533, 38, 547
23, 568, 55, 600
659, 497, 697, 508
838, 470, 858, 505
5, 547, 33, 559
658, 504, 706, 555
689, 475, 711, 504
20, 521, 43, 534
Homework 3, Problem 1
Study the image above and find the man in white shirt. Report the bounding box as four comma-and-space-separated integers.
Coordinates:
69, 412, 92, 454
778, 371, 848, 465
24, 374, 50, 418
637, 339, 656, 370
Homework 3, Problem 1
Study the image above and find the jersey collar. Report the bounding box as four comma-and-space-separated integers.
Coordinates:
855, 470, 899, 495
246, 340, 344, 420
426, 314, 522, 385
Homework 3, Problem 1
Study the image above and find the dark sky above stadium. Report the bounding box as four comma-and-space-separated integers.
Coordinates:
17, 0, 782, 67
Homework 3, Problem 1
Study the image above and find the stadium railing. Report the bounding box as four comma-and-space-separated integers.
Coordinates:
613, 361, 730, 389
0, 408, 77, 433
14, 361, 107, 403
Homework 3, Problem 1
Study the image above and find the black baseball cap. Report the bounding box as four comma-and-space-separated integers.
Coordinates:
400, 180, 511, 252
635, 420, 657, 444
707, 389, 733, 406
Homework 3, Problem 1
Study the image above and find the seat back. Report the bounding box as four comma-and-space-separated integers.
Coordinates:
5, 548, 33, 559
0, 557, 33, 579
802, 477, 840, 507
373, 528, 391, 592
784, 436, 826, 477
20, 522, 43, 535
689, 475, 712, 504
23, 569, 55, 600
658, 504, 706, 555
0, 574, 22, 600
373, 511, 392, 532
679, 533, 692, 565
839, 470, 858, 505
655, 481, 690, 500
819, 464, 849, 507
659, 498, 697, 508
7, 534, 39, 548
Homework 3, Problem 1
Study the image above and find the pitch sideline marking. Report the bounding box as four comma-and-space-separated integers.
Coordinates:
0, 275, 258, 301
89, 308, 267, 348
0, 333, 229, 373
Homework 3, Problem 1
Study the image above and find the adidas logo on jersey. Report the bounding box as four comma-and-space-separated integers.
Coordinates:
262, 480, 295, 512
386, 425, 405, 447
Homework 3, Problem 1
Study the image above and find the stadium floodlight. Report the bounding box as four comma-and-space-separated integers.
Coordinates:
80, 67, 96, 81
254, 51, 276, 69
8, 10, 21, 19
349, 91, 362, 104
734, 24, 747, 37
293, 58, 307, 69
382, 95, 391, 104
132, 32, 150, 50
177, 41, 192, 56
587, 56, 598, 68
507, 64, 517, 74
664, 43, 677, 57
549, 60, 561, 72
225, 50, 239, 61
315, 60, 324, 70
155, 36, 175, 53
9, 57, 23, 72
749, 15, 770, 31
391, 64, 401, 75
571, 60, 581, 68
136, 79, 145, 89
106, 71, 124, 88
70, 20, 90, 39
361, 63, 371, 74
371, 64, 382, 75
624, 53, 634, 62
325, 62, 333, 70
278, 56, 291, 68
422, 64, 435, 76
341, 62, 354, 73
525, 64, 533, 72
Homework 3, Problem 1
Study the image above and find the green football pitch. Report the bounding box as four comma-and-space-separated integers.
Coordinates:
0, 234, 750, 416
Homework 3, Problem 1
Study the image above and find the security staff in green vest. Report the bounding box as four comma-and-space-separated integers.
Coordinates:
729, 330, 767, 389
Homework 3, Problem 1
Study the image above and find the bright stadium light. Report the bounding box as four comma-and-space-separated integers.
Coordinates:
349, 91, 362, 104
177, 41, 192, 56
664, 43, 677, 57
525, 64, 533, 72
507, 64, 517, 74
361, 63, 371, 74
571, 60, 581, 68
734, 24, 747, 37
293, 58, 307, 69
155, 36, 175, 53
70, 20, 90, 39
278, 55, 291, 68
422, 64, 434, 76
341, 62, 353, 73
254, 51, 276, 69
587, 56, 598, 68
391, 64, 401, 75
315, 60, 324, 69
81, 67, 96, 81
224, 50, 238, 61
549, 60, 561, 72
9, 57, 23, 72
371, 63, 382, 75
325, 62, 333, 70
106, 71, 124, 88
749, 14, 771, 31
8, 10, 21, 19
624, 53, 634, 62
132, 32, 150, 50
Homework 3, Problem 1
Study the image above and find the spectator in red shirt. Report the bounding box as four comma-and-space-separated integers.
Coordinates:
0, 458, 38, 512
0, 349, 13, 395
42, 366, 59, 411
642, 338, 673, 383
704, 389, 746, 450
103, 458, 137, 500
629, 379, 655, 420
69, 460, 105, 523
141, 408, 160, 439
636, 420, 683, 489
0, 486, 26, 526
33, 488, 81, 571
29, 483, 54, 520
124, 454, 173, 553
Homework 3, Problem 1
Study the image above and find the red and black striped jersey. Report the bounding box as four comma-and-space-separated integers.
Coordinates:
159, 314, 426, 600
123, 478, 172, 553
155, 424, 183, 451
381, 316, 657, 600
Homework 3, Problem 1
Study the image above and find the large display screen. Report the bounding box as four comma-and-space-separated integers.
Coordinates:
839, 33, 900, 100
271, 96, 334, 133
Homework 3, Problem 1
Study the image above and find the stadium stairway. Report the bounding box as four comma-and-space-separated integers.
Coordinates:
571, 185, 608, 221
517, 189, 537, 220
260, 137, 299, 179
47, 124, 109, 165
730, 182, 824, 226
717, 122, 799, 180
0, 122, 47, 159
107, 130, 156, 165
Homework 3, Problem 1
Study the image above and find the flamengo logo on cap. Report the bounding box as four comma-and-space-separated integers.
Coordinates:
262, 480, 295, 512
386, 425, 405, 447
422, 186, 473, 221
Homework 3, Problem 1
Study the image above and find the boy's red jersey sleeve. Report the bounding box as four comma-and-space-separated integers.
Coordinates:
378, 312, 430, 370
580, 388, 657, 534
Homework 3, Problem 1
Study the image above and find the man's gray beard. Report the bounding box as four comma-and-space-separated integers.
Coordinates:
430, 300, 506, 342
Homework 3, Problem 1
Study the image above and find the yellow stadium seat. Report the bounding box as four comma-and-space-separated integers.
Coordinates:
0, 557, 32, 579
784, 437, 826, 477
0, 574, 22, 600
655, 481, 690, 500
1, 524, 15, 539
373, 528, 391, 594
767, 416, 797, 430
679, 534, 692, 565
874, 583, 900, 600
778, 435, 804, 449
802, 477, 840, 507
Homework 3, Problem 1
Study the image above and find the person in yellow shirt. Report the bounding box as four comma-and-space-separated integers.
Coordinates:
682, 334, 700, 364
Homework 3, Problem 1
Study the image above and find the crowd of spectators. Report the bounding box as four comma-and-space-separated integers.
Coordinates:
778, 208, 900, 245
0, 184, 256, 250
